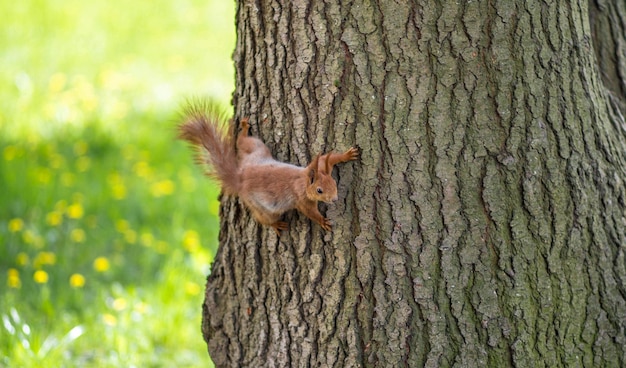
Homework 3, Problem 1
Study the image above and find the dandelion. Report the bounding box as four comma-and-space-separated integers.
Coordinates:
112, 298, 127, 311
16, 252, 29, 266
22, 230, 44, 248
36, 167, 52, 184
34, 251, 57, 268
70, 228, 86, 243
69, 273, 85, 288
111, 100, 129, 120
55, 200, 68, 212
108, 173, 127, 200
115, 219, 129, 233
121, 145, 135, 161
3, 145, 20, 161
46, 211, 63, 226
180, 170, 197, 192
102, 314, 117, 326
67, 203, 84, 219
61, 172, 75, 187
49, 153, 65, 169
140, 232, 154, 247
7, 269, 21, 288
209, 199, 220, 216
134, 302, 148, 314
81, 94, 98, 112
93, 257, 110, 272
185, 282, 201, 296
150, 180, 175, 197
48, 72, 67, 93
8, 218, 24, 232
73, 141, 88, 156
124, 229, 137, 244
182, 230, 200, 253
133, 161, 152, 179
33, 270, 49, 284
76, 156, 91, 172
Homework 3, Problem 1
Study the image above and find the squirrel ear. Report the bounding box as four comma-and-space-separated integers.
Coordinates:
324, 153, 332, 174
308, 154, 320, 183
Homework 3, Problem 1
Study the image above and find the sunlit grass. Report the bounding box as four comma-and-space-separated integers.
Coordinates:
0, 0, 234, 366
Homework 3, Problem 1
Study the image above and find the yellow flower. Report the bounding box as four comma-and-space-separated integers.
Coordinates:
115, 219, 129, 233
76, 156, 91, 172
69, 273, 86, 288
93, 257, 110, 272
150, 180, 175, 197
16, 252, 29, 266
22, 230, 44, 248
61, 172, 75, 187
55, 200, 68, 212
7, 269, 21, 288
34, 251, 57, 268
9, 217, 24, 233
49, 153, 65, 169
111, 100, 129, 120
3, 145, 19, 161
112, 298, 127, 311
8, 218, 24, 233
121, 145, 135, 160
102, 313, 117, 326
108, 173, 127, 199
70, 228, 86, 243
36, 167, 52, 184
182, 230, 200, 253
46, 211, 63, 226
140, 232, 154, 247
33, 270, 49, 284
73, 141, 88, 156
185, 282, 201, 296
133, 161, 152, 179
124, 229, 137, 244
111, 182, 126, 200
134, 302, 148, 314
67, 203, 84, 219
48, 72, 67, 93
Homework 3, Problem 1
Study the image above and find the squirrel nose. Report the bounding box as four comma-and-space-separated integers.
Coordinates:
331, 195, 338, 202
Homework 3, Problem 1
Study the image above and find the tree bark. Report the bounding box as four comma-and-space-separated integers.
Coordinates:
202, 1, 626, 367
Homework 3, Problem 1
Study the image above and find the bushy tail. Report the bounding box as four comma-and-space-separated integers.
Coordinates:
177, 101, 241, 195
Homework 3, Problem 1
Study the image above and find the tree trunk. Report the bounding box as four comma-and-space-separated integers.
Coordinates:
202, 1, 626, 367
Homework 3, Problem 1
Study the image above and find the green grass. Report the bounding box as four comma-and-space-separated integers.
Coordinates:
0, 0, 235, 366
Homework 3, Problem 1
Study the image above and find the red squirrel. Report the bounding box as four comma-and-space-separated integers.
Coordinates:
177, 103, 359, 235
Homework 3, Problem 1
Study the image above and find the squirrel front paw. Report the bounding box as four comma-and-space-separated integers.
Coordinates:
320, 217, 332, 231
345, 147, 359, 161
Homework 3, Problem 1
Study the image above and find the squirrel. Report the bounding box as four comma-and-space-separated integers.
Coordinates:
177, 102, 359, 235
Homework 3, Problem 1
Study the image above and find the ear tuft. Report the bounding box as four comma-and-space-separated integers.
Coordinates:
324, 153, 331, 174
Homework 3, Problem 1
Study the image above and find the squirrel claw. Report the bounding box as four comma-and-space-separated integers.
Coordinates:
320, 218, 332, 231
271, 221, 288, 236
345, 147, 359, 161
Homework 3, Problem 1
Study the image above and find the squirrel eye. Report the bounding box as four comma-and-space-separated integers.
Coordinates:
316, 188, 323, 194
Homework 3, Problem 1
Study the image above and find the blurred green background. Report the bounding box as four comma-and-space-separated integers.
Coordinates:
0, 0, 234, 366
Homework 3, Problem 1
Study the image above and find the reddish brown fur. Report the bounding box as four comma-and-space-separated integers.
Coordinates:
178, 103, 240, 195
178, 103, 358, 235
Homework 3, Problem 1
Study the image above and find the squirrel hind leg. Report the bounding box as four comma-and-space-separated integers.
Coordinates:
240, 117, 250, 136
271, 221, 288, 236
